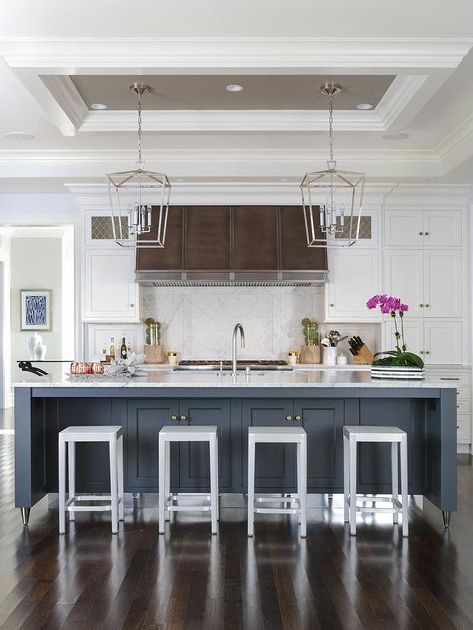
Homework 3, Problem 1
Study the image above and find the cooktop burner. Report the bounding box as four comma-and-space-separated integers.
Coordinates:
179, 360, 287, 366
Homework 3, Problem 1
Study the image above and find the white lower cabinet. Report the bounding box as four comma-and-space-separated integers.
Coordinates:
384, 320, 463, 365
427, 368, 471, 446
325, 249, 380, 321
84, 248, 139, 322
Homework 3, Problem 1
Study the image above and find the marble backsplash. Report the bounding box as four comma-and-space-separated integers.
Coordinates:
140, 286, 325, 360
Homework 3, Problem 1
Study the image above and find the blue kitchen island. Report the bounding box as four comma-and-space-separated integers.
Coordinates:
13, 369, 457, 527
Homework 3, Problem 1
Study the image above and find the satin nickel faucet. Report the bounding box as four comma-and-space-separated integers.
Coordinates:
232, 323, 245, 380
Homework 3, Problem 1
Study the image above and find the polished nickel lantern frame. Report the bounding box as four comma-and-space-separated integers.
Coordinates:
108, 84, 171, 249
301, 83, 365, 248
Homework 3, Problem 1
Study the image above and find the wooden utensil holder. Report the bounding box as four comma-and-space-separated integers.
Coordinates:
144, 345, 166, 364
299, 345, 321, 364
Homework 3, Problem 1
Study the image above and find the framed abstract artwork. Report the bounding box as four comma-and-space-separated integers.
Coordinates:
20, 290, 51, 330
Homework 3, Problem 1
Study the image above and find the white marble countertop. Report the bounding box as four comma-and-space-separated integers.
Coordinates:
13, 369, 457, 389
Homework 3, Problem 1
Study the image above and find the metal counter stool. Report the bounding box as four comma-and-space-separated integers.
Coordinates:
247, 426, 307, 538
58, 426, 124, 534
343, 426, 408, 537
159, 426, 219, 535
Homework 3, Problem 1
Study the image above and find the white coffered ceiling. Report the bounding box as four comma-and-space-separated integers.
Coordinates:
0, 0, 472, 192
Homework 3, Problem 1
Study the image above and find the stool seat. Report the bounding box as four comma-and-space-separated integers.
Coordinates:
344, 426, 406, 442
248, 426, 307, 538
60, 426, 122, 441
249, 427, 306, 443
344, 424, 408, 537
159, 425, 219, 535
159, 425, 217, 441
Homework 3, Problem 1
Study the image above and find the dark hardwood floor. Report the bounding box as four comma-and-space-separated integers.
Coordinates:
0, 426, 473, 629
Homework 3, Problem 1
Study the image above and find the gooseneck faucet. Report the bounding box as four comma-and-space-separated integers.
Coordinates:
232, 323, 245, 380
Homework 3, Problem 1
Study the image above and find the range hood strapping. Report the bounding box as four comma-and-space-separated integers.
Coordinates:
136, 270, 329, 287
135, 205, 328, 287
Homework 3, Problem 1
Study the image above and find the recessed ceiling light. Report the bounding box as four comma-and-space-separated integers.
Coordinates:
90, 103, 108, 110
5, 131, 34, 141
383, 132, 410, 141
225, 84, 244, 92
356, 103, 374, 110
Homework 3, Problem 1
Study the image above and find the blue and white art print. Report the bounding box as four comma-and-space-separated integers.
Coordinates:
21, 290, 51, 330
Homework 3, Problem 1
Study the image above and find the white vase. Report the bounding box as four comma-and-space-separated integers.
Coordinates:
27, 332, 42, 359
35, 343, 47, 360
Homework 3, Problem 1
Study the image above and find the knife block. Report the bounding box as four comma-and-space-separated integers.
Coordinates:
352, 344, 374, 365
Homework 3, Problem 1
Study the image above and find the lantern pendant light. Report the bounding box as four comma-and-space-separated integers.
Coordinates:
301, 82, 365, 248
107, 83, 171, 249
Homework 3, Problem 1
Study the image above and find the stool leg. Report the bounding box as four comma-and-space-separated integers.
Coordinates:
68, 441, 75, 522
210, 437, 218, 535
158, 435, 166, 534
109, 439, 118, 534
215, 437, 220, 522
391, 442, 399, 525
299, 438, 307, 538
349, 436, 357, 536
59, 438, 66, 534
117, 434, 124, 521
343, 434, 349, 523
400, 435, 409, 537
164, 441, 170, 521
247, 437, 255, 537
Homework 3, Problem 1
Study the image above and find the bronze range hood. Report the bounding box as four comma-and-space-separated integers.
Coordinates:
135, 205, 328, 287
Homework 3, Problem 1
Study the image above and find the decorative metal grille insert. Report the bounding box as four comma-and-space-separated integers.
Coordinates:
91, 216, 129, 240
335, 216, 372, 240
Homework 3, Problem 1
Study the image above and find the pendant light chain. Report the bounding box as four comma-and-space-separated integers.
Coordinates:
137, 88, 143, 167
328, 89, 334, 165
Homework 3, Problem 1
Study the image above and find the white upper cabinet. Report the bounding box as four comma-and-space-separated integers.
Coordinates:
384, 209, 463, 248
84, 248, 139, 322
423, 211, 463, 248
384, 249, 463, 319
326, 249, 380, 321
384, 210, 424, 247
423, 321, 463, 365
383, 250, 424, 318
424, 250, 463, 318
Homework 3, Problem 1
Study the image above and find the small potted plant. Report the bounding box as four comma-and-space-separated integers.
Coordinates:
144, 317, 165, 364
299, 318, 321, 364
367, 295, 424, 378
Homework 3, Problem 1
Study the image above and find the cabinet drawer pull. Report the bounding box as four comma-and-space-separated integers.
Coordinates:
285, 415, 293, 422
170, 415, 178, 421
180, 415, 188, 422
294, 415, 302, 422
440, 377, 460, 381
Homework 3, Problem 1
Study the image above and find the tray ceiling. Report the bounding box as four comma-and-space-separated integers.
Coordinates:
70, 74, 395, 111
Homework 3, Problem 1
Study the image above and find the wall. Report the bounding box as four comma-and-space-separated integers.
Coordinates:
10, 237, 63, 376
139, 285, 376, 360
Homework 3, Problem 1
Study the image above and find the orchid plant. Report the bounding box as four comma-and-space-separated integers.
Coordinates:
366, 295, 424, 368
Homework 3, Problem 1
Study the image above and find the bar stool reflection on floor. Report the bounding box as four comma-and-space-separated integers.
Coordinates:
58, 426, 124, 534
159, 425, 219, 535
343, 425, 408, 537
247, 426, 307, 538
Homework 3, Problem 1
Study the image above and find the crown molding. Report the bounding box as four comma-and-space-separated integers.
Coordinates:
2, 37, 472, 70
